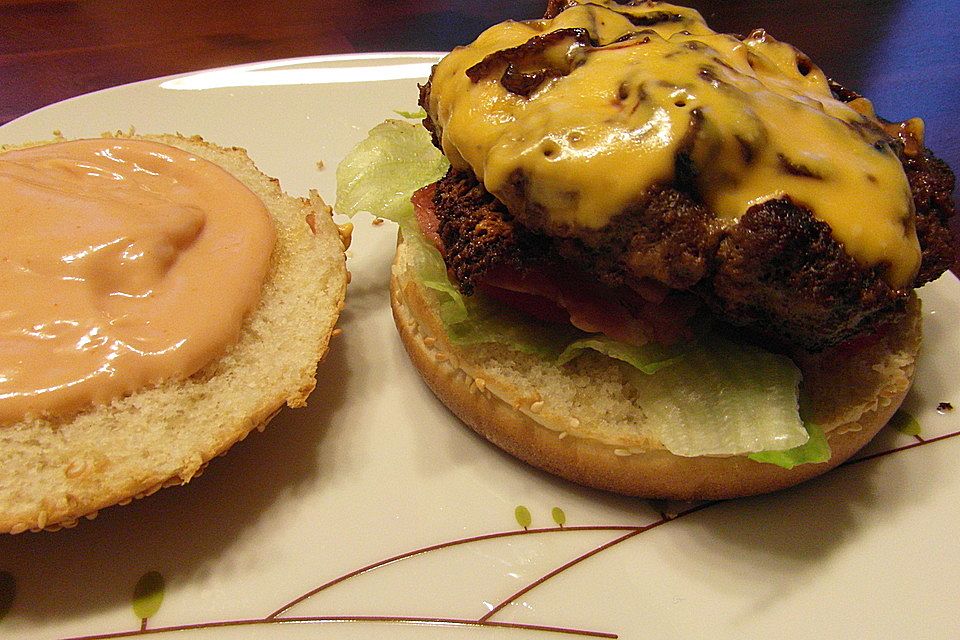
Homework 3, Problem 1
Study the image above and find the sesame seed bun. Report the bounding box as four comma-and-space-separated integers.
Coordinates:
390, 230, 921, 500
0, 133, 349, 533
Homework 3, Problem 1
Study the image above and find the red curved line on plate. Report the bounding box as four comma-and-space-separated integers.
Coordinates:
61, 615, 617, 639
844, 428, 959, 466
266, 525, 640, 619
479, 502, 713, 623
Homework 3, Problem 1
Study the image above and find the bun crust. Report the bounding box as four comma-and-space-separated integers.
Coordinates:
0, 133, 348, 533
390, 231, 921, 500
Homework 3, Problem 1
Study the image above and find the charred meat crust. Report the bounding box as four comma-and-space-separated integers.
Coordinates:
552, 186, 720, 292
431, 167, 911, 350
421, 107, 954, 351
907, 152, 958, 283
428, 146, 954, 349
705, 199, 905, 350
434, 169, 553, 295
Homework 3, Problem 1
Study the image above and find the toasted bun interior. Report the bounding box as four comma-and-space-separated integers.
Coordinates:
390, 230, 921, 500
0, 133, 348, 533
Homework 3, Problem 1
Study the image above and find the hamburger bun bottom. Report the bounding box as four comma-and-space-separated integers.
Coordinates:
389, 230, 921, 500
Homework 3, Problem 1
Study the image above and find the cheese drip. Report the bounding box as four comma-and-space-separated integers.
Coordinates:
428, 0, 921, 288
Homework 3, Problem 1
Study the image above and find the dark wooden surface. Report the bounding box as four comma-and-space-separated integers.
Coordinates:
2, 0, 958, 249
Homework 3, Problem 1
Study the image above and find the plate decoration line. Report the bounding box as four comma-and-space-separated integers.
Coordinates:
266, 523, 642, 619
61, 615, 619, 639
844, 428, 958, 465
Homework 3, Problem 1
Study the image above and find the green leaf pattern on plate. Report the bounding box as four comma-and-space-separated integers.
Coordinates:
515, 505, 532, 530
132, 571, 165, 622
552, 507, 567, 527
890, 409, 921, 436
0, 571, 15, 622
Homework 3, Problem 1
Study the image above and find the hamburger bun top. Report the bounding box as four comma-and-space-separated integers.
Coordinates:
0, 133, 349, 533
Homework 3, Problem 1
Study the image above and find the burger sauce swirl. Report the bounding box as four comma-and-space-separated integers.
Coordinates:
0, 138, 275, 424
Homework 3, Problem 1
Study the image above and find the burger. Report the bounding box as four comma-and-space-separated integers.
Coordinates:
337, 0, 956, 499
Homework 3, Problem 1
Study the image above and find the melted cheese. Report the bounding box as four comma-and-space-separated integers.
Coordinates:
428, 0, 920, 288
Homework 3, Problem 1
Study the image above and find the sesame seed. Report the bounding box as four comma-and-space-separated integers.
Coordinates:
530, 400, 544, 413
614, 449, 631, 457
10, 522, 28, 535
423, 336, 436, 348
36, 510, 48, 529
558, 431, 568, 440
65, 459, 87, 478
475, 378, 487, 392
436, 352, 448, 362
568, 417, 581, 428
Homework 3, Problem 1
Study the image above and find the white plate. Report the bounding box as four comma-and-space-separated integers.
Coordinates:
1, 54, 959, 640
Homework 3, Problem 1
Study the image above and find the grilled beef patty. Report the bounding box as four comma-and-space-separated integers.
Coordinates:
418, 4, 956, 352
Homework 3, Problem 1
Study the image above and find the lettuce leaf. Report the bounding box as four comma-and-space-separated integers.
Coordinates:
335, 118, 448, 224
394, 108, 427, 119
405, 225, 583, 359
748, 422, 830, 469
558, 336, 685, 374
627, 333, 810, 457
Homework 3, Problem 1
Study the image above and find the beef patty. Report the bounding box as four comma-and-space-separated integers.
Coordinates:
418, 9, 956, 352
425, 141, 954, 349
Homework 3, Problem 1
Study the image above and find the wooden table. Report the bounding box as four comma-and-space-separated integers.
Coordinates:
2, 0, 958, 249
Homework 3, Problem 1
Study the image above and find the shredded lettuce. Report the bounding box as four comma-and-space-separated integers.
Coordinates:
440, 285, 584, 360
335, 118, 830, 464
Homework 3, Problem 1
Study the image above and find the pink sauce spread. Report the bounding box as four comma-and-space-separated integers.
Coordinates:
0, 138, 276, 424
